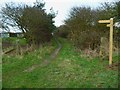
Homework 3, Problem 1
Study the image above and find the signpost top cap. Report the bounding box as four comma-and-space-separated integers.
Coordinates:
110, 18, 113, 20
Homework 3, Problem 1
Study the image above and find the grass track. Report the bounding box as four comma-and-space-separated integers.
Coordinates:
2, 38, 118, 88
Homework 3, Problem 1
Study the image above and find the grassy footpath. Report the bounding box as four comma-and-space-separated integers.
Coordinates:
2, 38, 118, 88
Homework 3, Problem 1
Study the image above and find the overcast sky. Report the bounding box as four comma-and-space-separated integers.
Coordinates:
0, 0, 116, 27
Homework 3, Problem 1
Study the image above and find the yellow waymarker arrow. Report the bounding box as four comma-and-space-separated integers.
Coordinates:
106, 24, 111, 27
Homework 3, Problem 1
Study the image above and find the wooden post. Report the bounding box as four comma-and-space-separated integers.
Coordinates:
98, 18, 113, 66
99, 37, 103, 57
0, 38, 2, 90
109, 18, 113, 66
0, 38, 2, 60
16, 39, 19, 55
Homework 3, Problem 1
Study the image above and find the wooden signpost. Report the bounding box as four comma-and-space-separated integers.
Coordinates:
98, 18, 113, 66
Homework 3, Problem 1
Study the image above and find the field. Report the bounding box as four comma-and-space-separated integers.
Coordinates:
2, 38, 119, 88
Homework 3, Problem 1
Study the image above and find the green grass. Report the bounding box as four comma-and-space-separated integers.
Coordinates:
2, 38, 118, 88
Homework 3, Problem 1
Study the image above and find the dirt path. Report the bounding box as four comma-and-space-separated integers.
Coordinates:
23, 37, 62, 72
